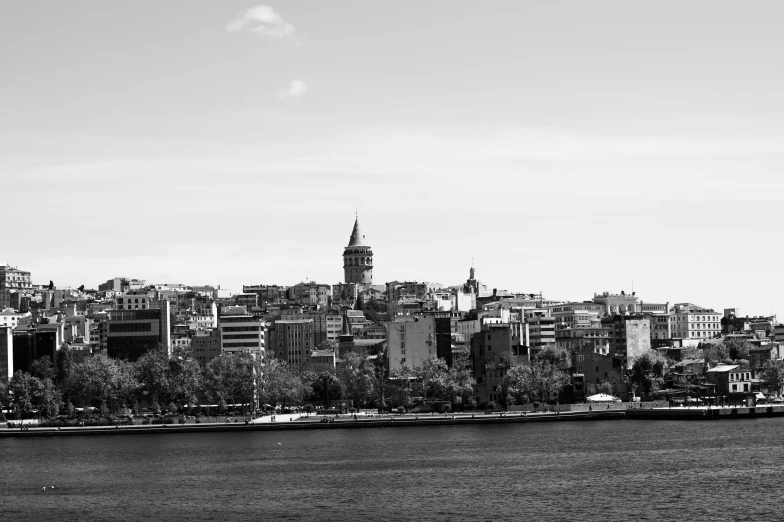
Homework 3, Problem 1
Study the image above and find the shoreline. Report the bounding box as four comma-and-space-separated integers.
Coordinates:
4, 404, 783, 438
0, 410, 623, 438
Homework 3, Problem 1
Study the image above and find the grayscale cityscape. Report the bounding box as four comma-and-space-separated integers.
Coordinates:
2, 2, 783, 521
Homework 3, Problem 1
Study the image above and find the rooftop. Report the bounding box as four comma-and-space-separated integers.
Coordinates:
706, 364, 739, 373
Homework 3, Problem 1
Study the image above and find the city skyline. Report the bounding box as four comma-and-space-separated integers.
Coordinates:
2, 1, 783, 315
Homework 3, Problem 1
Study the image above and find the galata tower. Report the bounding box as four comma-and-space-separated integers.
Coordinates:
343, 215, 373, 285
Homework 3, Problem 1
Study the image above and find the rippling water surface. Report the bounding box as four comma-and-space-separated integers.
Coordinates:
2, 418, 784, 521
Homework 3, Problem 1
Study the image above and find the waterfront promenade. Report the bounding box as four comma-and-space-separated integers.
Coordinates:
3, 404, 782, 438
0, 410, 622, 438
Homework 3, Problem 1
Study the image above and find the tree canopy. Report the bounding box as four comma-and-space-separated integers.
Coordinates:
629, 351, 667, 399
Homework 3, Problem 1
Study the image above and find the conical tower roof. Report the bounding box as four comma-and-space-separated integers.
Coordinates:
347, 216, 366, 247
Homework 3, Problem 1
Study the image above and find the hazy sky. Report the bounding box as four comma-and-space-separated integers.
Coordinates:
2, 1, 783, 316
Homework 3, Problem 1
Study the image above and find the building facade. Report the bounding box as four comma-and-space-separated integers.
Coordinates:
219, 307, 266, 356
671, 303, 721, 342
270, 319, 314, 367
386, 316, 436, 371
101, 300, 172, 360
343, 216, 373, 285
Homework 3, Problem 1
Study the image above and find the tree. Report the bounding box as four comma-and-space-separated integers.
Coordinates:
629, 351, 667, 400
134, 348, 171, 407
390, 365, 416, 409
535, 345, 572, 371
205, 352, 257, 413
317, 339, 338, 352
503, 365, 535, 405
9, 371, 41, 417
763, 360, 784, 397
415, 354, 448, 401
337, 352, 376, 409
726, 339, 753, 361
64, 354, 138, 413
166, 349, 203, 408
306, 369, 341, 408
596, 381, 614, 395
607, 370, 625, 397
444, 351, 476, 409
503, 346, 572, 406
703, 343, 730, 364
0, 379, 8, 412
30, 356, 57, 382
681, 346, 702, 360
78, 284, 85, 293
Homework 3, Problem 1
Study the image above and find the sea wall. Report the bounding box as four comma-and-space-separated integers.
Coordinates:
0, 410, 625, 438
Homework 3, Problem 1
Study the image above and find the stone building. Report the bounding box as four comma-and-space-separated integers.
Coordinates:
343, 216, 373, 285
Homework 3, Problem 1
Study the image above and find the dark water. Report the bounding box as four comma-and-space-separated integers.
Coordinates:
2, 419, 784, 521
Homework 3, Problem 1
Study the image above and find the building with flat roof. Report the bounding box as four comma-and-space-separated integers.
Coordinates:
191, 329, 222, 368
219, 307, 266, 356
528, 314, 556, 357
0, 264, 33, 291
671, 303, 721, 344
592, 291, 639, 315
601, 315, 651, 369
267, 319, 313, 369
387, 316, 436, 372
101, 301, 171, 360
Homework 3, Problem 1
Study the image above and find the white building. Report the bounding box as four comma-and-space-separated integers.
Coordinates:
671, 303, 721, 342
386, 315, 436, 371
0, 309, 30, 329
219, 307, 266, 355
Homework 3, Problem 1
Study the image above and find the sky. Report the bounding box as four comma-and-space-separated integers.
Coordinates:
1, 1, 783, 316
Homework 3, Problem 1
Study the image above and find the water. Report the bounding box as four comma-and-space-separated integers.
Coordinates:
2, 418, 784, 521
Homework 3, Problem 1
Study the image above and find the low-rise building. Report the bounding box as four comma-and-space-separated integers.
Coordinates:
306, 349, 336, 373
705, 364, 752, 396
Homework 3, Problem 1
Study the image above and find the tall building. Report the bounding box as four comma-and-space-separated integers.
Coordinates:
280, 308, 342, 346
470, 324, 517, 405
0, 326, 12, 386
386, 315, 436, 371
601, 315, 651, 369
101, 301, 172, 360
218, 306, 266, 356
343, 215, 373, 285
269, 319, 314, 367
528, 313, 556, 356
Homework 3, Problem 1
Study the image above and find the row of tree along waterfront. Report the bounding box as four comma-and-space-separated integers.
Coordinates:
4, 338, 782, 425
0, 343, 581, 424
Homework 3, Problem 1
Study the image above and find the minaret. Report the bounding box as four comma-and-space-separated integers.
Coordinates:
343, 214, 373, 285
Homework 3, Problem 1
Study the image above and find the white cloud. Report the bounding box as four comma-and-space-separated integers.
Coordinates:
226, 5, 296, 38
279, 79, 307, 100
